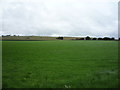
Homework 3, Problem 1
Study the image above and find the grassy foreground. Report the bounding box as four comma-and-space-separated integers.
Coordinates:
2, 41, 118, 88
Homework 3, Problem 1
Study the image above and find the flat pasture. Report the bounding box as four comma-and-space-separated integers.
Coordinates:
2, 41, 118, 88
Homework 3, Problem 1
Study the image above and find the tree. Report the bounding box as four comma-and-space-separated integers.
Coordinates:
98, 38, 103, 40
92, 38, 97, 40
103, 37, 111, 40
111, 37, 115, 40
6, 35, 11, 36
85, 36, 91, 40
56, 37, 63, 40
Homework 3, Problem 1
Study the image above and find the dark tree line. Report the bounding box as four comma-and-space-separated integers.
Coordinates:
75, 36, 117, 41
87, 36, 115, 40
2, 35, 119, 41
2, 35, 19, 37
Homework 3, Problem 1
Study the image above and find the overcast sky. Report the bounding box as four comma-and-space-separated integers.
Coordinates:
0, 0, 119, 38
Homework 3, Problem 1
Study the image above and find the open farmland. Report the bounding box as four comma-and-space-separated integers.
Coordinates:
2, 41, 118, 88
2, 36, 79, 41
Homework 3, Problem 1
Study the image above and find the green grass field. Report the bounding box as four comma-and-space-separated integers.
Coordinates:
2, 41, 118, 88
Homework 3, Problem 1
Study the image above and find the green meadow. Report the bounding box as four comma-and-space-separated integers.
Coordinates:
2, 41, 118, 88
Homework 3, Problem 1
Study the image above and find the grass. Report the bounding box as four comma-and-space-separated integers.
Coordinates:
2, 40, 118, 88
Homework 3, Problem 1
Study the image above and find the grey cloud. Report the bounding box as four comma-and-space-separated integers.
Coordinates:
0, 0, 118, 38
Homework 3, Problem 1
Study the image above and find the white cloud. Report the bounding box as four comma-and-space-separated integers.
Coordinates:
0, 0, 118, 38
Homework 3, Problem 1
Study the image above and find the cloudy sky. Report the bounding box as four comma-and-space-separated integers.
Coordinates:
0, 0, 119, 38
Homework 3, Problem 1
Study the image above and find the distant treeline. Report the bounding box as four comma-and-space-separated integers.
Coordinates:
2, 35, 119, 41
2, 35, 19, 37
56, 36, 119, 40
